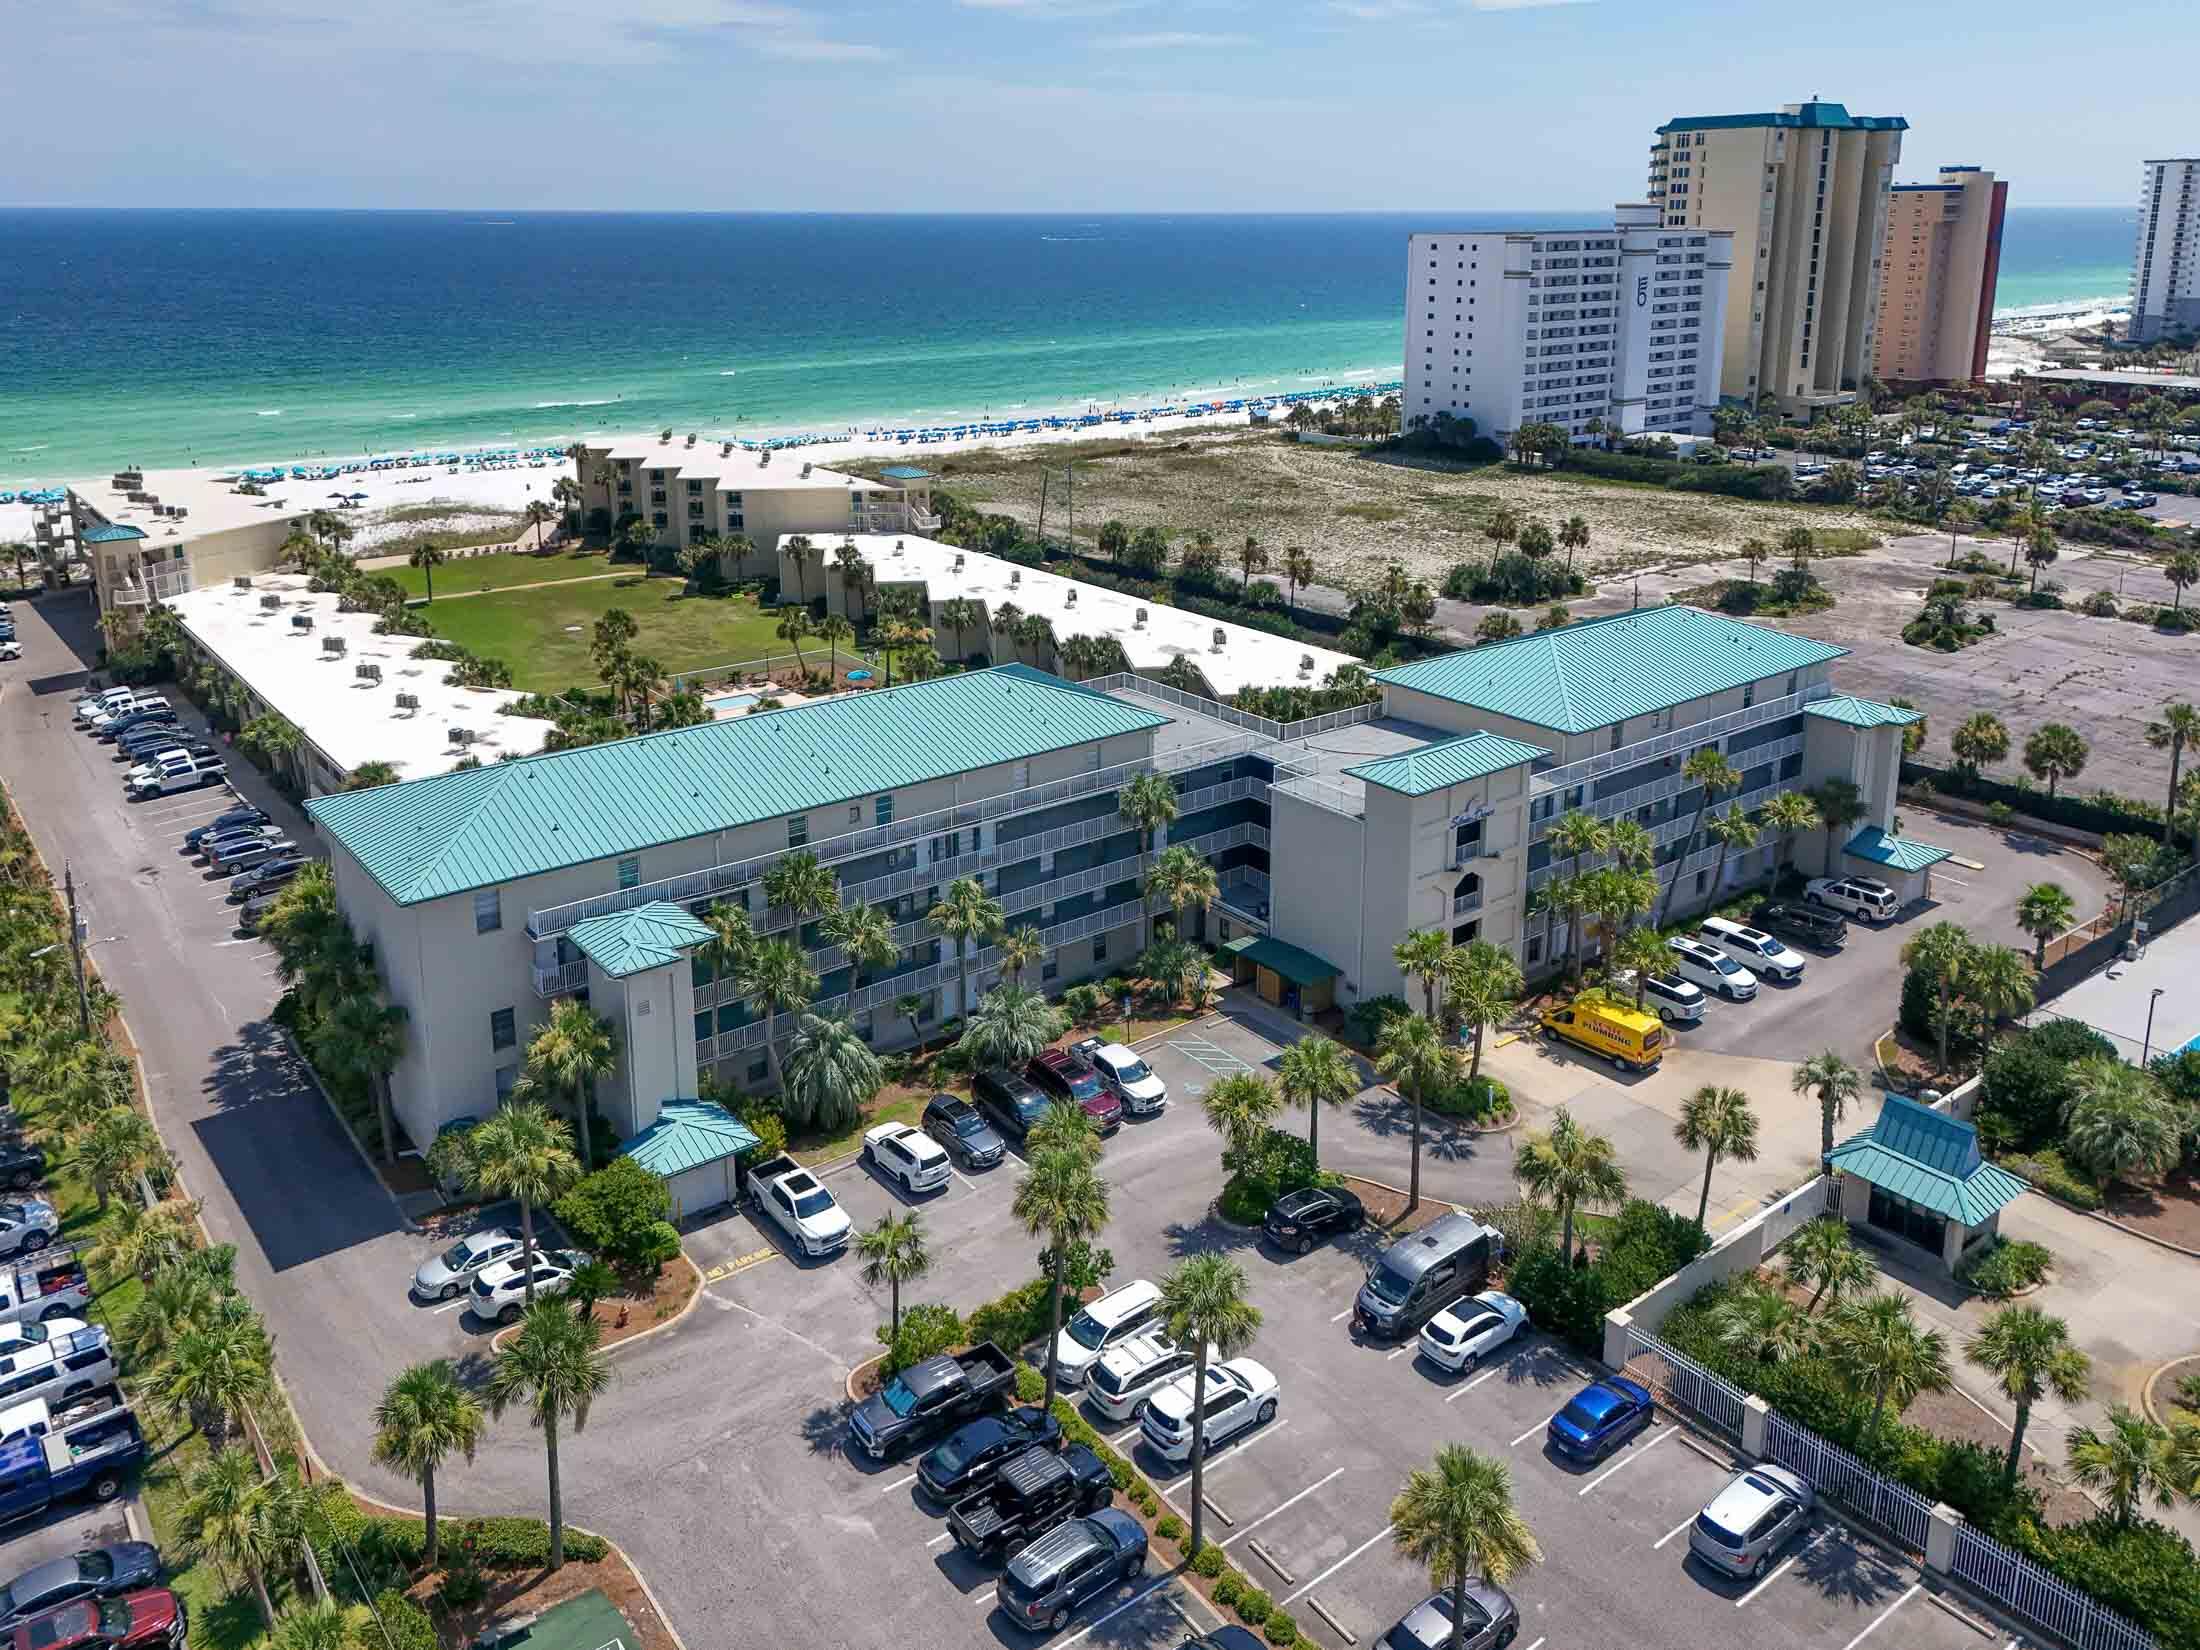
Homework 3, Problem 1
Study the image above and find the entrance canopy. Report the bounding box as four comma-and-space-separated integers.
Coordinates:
1220, 935, 1340, 988
619, 1099, 760, 1176
1842, 827, 1951, 875
1827, 1095, 2025, 1224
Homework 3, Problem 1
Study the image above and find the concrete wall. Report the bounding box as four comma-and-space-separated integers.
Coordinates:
1267, 789, 1370, 1005
1602, 1175, 1832, 1361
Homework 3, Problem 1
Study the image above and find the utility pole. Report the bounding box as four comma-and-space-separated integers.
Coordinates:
64, 862, 89, 1038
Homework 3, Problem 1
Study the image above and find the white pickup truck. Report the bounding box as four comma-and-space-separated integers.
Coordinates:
0, 1251, 92, 1328
745, 1153, 851, 1258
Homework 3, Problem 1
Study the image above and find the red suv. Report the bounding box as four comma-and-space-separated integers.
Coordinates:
1024, 1050, 1122, 1134
13, 1591, 186, 1650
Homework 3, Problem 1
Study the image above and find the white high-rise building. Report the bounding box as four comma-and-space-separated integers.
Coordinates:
2130, 159, 2200, 344
1402, 205, 1734, 448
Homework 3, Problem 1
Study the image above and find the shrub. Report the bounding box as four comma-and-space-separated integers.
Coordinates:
2008, 1515, 2200, 1647
1430, 1074, 1511, 1122
2000, 1149, 2103, 1210
1156, 1513, 1186, 1543
462, 1517, 607, 1566
1264, 1610, 1300, 1646
1213, 1573, 1242, 1608
2026, 1018, 2119, 1063
737, 1105, 789, 1160
1234, 1587, 1273, 1626
877, 1303, 965, 1373
1348, 994, 1412, 1045
969, 1278, 1053, 1351
374, 1591, 438, 1650
555, 1159, 681, 1271
1192, 1543, 1227, 1579
1898, 963, 1983, 1059
1218, 1179, 1273, 1224
1957, 1238, 2053, 1298
2148, 1046, 2200, 1103
1978, 1041, 2078, 1152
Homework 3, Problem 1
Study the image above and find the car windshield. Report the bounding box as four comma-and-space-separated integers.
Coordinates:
438, 1241, 479, 1270
1065, 1309, 1112, 1350
1013, 1091, 1049, 1122
1366, 1261, 1413, 1305
879, 1376, 920, 1417
1063, 1070, 1103, 1101
791, 1189, 834, 1218
1695, 1510, 1746, 1548
1113, 1059, 1152, 1084
952, 1113, 989, 1137
77, 1555, 111, 1584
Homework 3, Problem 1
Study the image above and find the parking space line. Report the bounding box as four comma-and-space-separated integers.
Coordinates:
1385, 1346, 1409, 1361
1220, 1467, 1343, 1549
1329, 1306, 1354, 1323
1839, 1582, 1921, 1650
1107, 1423, 1141, 1448
1056, 1574, 1175, 1646
1520, 1639, 1544, 1650
1510, 1424, 1544, 1448
1735, 1550, 1802, 1607
1445, 1366, 1504, 1403
1160, 1419, 1291, 1492
1653, 1515, 1695, 1549
1283, 1524, 1392, 1606
878, 1472, 917, 1495
927, 1531, 951, 1548
1577, 1425, 1673, 1495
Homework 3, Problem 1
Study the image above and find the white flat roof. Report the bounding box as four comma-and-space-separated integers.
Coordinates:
581, 440, 884, 493
168, 573, 557, 784
821, 535, 1360, 700
70, 467, 311, 546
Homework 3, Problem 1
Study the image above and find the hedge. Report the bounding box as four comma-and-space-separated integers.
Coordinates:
310, 1486, 607, 1598
1902, 759, 2189, 850
373, 1591, 438, 1650
1505, 1199, 1708, 1353
2006, 1516, 2200, 1647
1551, 448, 1797, 501
969, 1278, 1054, 1352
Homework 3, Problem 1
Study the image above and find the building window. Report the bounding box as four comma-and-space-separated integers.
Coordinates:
788, 815, 808, 848
617, 856, 640, 890
474, 888, 502, 934
1042, 957, 1059, 983
1453, 818, 1484, 859
748, 1056, 770, 1085
1743, 682, 1756, 708
1526, 935, 1543, 965
491, 1008, 517, 1051
1092, 934, 1108, 963
876, 795, 894, 827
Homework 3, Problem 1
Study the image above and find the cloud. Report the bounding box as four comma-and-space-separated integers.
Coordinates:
1091, 29, 1252, 47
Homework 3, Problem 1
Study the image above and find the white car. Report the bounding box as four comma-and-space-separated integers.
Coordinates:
1665, 936, 1757, 1002
0, 1202, 57, 1259
1805, 876, 1900, 922
469, 1247, 589, 1323
1139, 1357, 1279, 1463
0, 643, 19, 663
412, 1226, 525, 1300
1696, 918, 1805, 985
1418, 1291, 1528, 1375
862, 1122, 951, 1195
748, 1156, 853, 1258
1071, 1039, 1168, 1116
1083, 1330, 1220, 1424
0, 1316, 87, 1355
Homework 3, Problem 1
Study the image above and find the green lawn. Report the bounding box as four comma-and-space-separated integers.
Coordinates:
390, 547, 614, 599
416, 575, 790, 694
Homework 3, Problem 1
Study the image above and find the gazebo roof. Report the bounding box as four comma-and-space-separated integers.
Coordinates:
620, 1100, 760, 1177
1828, 1096, 2027, 1224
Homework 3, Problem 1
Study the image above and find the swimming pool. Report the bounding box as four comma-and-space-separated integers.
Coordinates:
706, 691, 759, 716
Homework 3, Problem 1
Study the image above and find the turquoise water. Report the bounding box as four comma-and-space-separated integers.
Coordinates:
0, 206, 2138, 485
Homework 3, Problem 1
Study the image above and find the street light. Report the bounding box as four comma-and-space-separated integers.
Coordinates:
2142, 986, 2166, 1066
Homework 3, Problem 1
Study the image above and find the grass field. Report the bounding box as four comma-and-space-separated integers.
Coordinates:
389, 548, 614, 599
417, 574, 789, 693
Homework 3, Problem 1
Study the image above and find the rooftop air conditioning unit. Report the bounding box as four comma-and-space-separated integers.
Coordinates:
722, 441, 733, 456
1211, 627, 1227, 653
1064, 589, 1077, 606
1009, 571, 1021, 587
394, 692, 420, 711
259, 594, 281, 611
233, 576, 253, 591
685, 433, 696, 447
1299, 653, 1315, 674
449, 727, 476, 747
1135, 608, 1147, 628
953, 553, 965, 571
800, 462, 812, 478
291, 615, 313, 633
323, 636, 347, 656
355, 662, 382, 683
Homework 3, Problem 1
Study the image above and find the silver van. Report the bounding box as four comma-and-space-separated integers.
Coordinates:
1353, 1212, 1497, 1341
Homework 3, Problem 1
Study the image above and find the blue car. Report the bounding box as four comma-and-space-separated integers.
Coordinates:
1545, 1376, 1654, 1462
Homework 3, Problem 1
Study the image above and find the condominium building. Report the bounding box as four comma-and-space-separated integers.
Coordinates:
1402, 205, 1735, 445
304, 605, 1939, 1197
1873, 167, 2007, 385
570, 437, 940, 578
66, 467, 311, 622
1648, 101, 1906, 413
2129, 159, 2200, 344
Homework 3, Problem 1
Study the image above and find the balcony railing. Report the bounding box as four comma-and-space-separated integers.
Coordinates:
526, 726, 1273, 937
1453, 890, 1484, 919
1529, 734, 1805, 844
531, 960, 589, 997
1529, 685, 1832, 796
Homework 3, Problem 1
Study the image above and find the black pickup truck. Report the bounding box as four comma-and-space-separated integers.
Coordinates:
947, 1443, 1114, 1563
848, 1341, 1017, 1461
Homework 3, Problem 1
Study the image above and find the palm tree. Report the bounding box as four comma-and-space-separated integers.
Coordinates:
73, 1106, 164, 1214
1705, 804, 1760, 900
1827, 1291, 1951, 1442
1658, 749, 1740, 923
1375, 1012, 1459, 1214
274, 1603, 353, 1650
1740, 536, 1769, 586
1013, 1148, 1110, 1413
2065, 1407, 2189, 1527
699, 900, 756, 990
1675, 1085, 1759, 1231
784, 534, 817, 606
937, 596, 981, 662
2144, 703, 2200, 848
1146, 843, 1219, 946
1901, 921, 1975, 1072
1949, 713, 2010, 784
1160, 1254, 1264, 1555
1710, 1284, 1819, 1365
1443, 940, 1521, 1083
486, 1299, 613, 1571
1277, 1034, 1357, 1168
2023, 723, 2089, 798
154, 1307, 275, 1446
1200, 1070, 1282, 1173
1965, 942, 2035, 1028
1966, 1307, 2092, 1489
1557, 514, 1591, 574
1544, 809, 1607, 975
1611, 926, 1667, 1012
1118, 772, 1180, 951
822, 900, 898, 984
1028, 1101, 1100, 1165
1283, 547, 1315, 616
1761, 791, 1821, 877
409, 540, 447, 602
1783, 1217, 1875, 1314
370, 1361, 485, 1567
89, 1199, 200, 1287
992, 925, 1045, 991
1390, 1445, 1541, 1650
1810, 778, 1868, 873
524, 998, 618, 1168
783, 1012, 882, 1135
857, 1212, 930, 1343
524, 499, 556, 549
1515, 1106, 1626, 1264
930, 876, 1005, 1020
2014, 882, 2077, 969
895, 992, 928, 1053
2062, 1056, 2179, 1186
957, 984, 1067, 1071
463, 1104, 582, 1302
775, 609, 813, 673
818, 613, 856, 682
736, 937, 819, 1091
120, 1266, 219, 1365
1393, 929, 1452, 1022
1792, 1051, 1862, 1166
176, 1449, 304, 1631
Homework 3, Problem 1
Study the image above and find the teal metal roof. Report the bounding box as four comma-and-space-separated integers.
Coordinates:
567, 901, 714, 978
1221, 934, 1341, 986
1344, 731, 1551, 796
1805, 697, 1925, 730
620, 1100, 760, 1178
1844, 828, 1950, 873
878, 465, 933, 481
1659, 104, 1908, 135
1828, 1096, 2026, 1224
305, 664, 1168, 906
1370, 606, 1846, 735
81, 523, 147, 544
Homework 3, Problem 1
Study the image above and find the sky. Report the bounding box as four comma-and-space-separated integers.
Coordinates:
2, 0, 2192, 210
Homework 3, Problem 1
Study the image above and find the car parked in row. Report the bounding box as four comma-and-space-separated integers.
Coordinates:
470, 1248, 589, 1324
0, 1203, 57, 1259
1138, 1357, 1279, 1464
862, 1122, 951, 1196
0, 1544, 162, 1630
1261, 1185, 1365, 1253
185, 808, 268, 852
1546, 1375, 1655, 1463
1025, 1049, 1122, 1134
226, 857, 308, 904
1665, 936, 1757, 1001
196, 825, 281, 864
1416, 1290, 1527, 1376
993, 1511, 1146, 1634
746, 1153, 851, 1258
915, 1405, 1063, 1504
1614, 969, 1705, 1025
1083, 1331, 1217, 1424
1068, 1038, 1167, 1116
1805, 875, 1900, 922
412, 1228, 525, 1301
1749, 900, 1847, 951
7, 1589, 185, 1650
1696, 917, 1805, 984
208, 836, 298, 874
922, 1094, 1004, 1170
1051, 1278, 1161, 1388
972, 1067, 1050, 1144
1382, 1584, 1521, 1650
1353, 1213, 1499, 1341
1689, 1464, 1815, 1581
947, 1441, 1113, 1565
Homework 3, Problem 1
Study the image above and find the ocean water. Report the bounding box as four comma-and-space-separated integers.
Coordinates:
0, 206, 2138, 485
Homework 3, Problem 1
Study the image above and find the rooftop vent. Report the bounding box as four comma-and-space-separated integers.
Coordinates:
722, 442, 733, 457
1064, 589, 1077, 606
291, 615, 314, 633
1299, 652, 1315, 674
394, 692, 421, 712
800, 462, 812, 478
259, 594, 281, 611
449, 727, 477, 747
1010, 571, 1021, 587
322, 636, 347, 656
355, 662, 382, 683
1211, 627, 1227, 653
1135, 608, 1148, 629
685, 433, 696, 447
233, 576, 253, 591
953, 553, 966, 571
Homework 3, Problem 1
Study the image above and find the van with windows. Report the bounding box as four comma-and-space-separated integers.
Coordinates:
1614, 969, 1705, 1025
1696, 917, 1805, 984
1665, 936, 1757, 1001
1537, 993, 1663, 1072
1353, 1212, 1499, 1341
1050, 1279, 1161, 1388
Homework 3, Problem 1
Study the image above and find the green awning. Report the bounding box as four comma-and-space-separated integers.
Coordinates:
620, 1100, 760, 1177
1828, 1096, 2027, 1224
1221, 935, 1341, 987
1844, 827, 1951, 874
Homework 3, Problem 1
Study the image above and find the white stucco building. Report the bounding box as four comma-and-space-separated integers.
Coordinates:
2129, 158, 2200, 344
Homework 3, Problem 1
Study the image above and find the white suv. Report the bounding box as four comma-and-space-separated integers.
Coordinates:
1084, 1331, 1216, 1423
470, 1247, 589, 1323
1615, 969, 1704, 1025
1139, 1358, 1279, 1463
862, 1122, 951, 1195
1666, 937, 1757, 1001
1697, 918, 1805, 985
1806, 876, 1900, 922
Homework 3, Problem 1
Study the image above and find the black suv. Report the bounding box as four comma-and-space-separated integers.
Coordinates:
1751, 900, 1848, 951
1262, 1186, 1365, 1253
915, 1406, 1064, 1503
922, 1094, 1005, 1169
972, 1068, 1050, 1143
0, 1140, 44, 1192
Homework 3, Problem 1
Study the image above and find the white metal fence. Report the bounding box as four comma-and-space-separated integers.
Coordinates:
1088, 673, 1383, 744
1762, 1413, 1933, 1554
1948, 1525, 2155, 1650
1616, 1323, 1747, 1439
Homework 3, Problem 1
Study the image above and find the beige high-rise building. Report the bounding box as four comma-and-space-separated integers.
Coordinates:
2130, 159, 2200, 343
1874, 167, 2007, 385
1648, 101, 1906, 414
